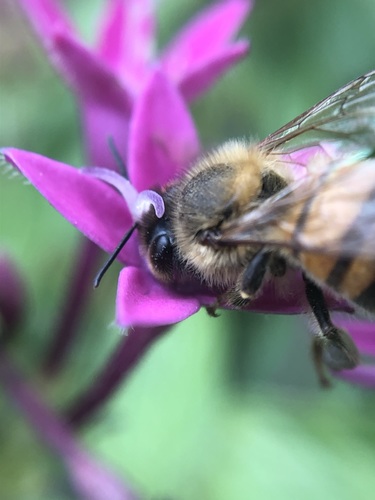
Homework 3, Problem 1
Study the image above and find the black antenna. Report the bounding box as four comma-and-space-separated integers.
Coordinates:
107, 136, 128, 179
94, 223, 138, 288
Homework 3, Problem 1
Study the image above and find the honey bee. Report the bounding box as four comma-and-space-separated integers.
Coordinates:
99, 70, 375, 385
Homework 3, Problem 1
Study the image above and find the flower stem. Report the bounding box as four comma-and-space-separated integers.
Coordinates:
0, 347, 137, 500
65, 326, 168, 427
43, 238, 101, 376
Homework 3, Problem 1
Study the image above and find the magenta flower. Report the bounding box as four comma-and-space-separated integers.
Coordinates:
2, 0, 255, 432
329, 318, 375, 388
18, 0, 251, 168
4, 1, 373, 442
2, 72, 350, 331
2, 70, 208, 327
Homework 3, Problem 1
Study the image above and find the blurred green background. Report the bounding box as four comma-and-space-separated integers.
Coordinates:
2, 0, 375, 498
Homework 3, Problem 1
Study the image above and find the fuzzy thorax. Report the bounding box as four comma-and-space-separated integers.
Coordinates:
169, 140, 272, 286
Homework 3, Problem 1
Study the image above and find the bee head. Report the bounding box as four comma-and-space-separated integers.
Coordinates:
138, 203, 178, 283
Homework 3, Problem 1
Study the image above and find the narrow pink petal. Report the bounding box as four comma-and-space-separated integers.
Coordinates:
177, 41, 249, 101
96, 0, 155, 94
162, 0, 251, 83
286, 145, 334, 166
128, 70, 200, 191
246, 271, 354, 315
2, 149, 140, 266
82, 103, 130, 171
50, 31, 132, 168
334, 318, 375, 357
52, 31, 132, 110
334, 365, 375, 388
19, 3, 133, 170
116, 267, 201, 327
18, 0, 74, 43
283, 143, 339, 181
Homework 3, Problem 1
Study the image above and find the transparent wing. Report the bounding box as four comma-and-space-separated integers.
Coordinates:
216, 158, 375, 258
259, 70, 375, 155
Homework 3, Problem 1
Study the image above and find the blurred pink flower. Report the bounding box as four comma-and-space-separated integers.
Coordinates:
4, 0, 368, 391
2, 70, 214, 327
18, 0, 251, 168
331, 318, 375, 387
1, 0, 257, 429
2, 73, 349, 329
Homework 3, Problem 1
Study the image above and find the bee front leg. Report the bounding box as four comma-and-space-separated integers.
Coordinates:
221, 249, 272, 309
303, 274, 360, 387
206, 249, 276, 314
239, 248, 271, 299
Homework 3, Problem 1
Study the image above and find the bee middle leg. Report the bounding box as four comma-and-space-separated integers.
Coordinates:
303, 274, 360, 387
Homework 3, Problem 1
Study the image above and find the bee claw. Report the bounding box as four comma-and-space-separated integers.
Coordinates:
206, 306, 220, 318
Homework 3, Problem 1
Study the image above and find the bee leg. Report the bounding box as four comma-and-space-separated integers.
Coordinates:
206, 303, 221, 318
240, 249, 271, 299
208, 249, 274, 314
303, 274, 360, 387
311, 337, 332, 388
207, 289, 251, 313
269, 255, 287, 277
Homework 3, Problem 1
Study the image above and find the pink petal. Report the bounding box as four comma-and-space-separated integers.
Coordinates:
162, 0, 251, 83
116, 267, 201, 327
18, 0, 74, 43
96, 0, 155, 94
51, 31, 132, 168
334, 318, 375, 357
334, 365, 375, 388
2, 149, 140, 266
52, 31, 131, 114
82, 104, 130, 172
247, 271, 354, 315
128, 70, 200, 191
18, 1, 133, 170
177, 40, 249, 101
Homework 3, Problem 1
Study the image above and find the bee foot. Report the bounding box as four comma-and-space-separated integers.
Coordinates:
321, 326, 360, 371
206, 305, 220, 318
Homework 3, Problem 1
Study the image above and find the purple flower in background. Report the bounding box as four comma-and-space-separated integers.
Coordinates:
18, 0, 251, 168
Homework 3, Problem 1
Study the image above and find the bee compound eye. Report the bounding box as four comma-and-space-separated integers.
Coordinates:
149, 233, 174, 272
